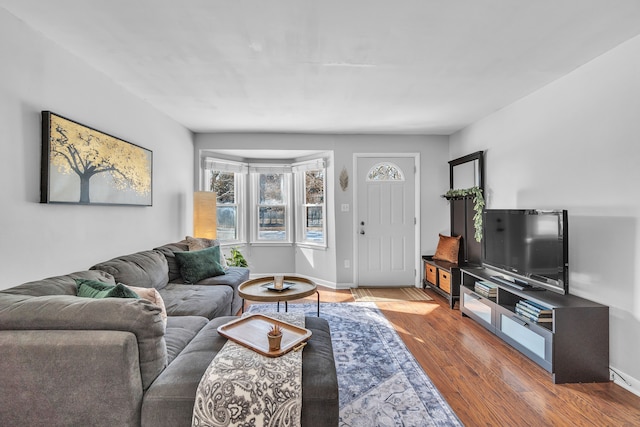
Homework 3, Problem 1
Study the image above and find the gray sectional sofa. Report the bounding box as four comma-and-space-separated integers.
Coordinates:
0, 240, 339, 427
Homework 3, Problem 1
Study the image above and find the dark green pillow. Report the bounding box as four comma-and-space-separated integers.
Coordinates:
76, 279, 140, 299
174, 245, 226, 284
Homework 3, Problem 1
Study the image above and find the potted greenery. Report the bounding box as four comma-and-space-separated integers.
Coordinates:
442, 186, 485, 242
225, 247, 248, 267
267, 324, 283, 351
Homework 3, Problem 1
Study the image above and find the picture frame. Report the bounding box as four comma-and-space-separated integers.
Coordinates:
41, 111, 153, 206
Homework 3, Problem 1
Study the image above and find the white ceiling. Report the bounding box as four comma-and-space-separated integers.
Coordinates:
3, 0, 640, 135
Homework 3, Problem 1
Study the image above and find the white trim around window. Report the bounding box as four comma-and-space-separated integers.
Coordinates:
293, 159, 327, 248
250, 166, 293, 245
202, 158, 247, 245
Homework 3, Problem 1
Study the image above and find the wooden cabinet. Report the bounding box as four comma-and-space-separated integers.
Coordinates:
422, 256, 460, 309
460, 266, 609, 384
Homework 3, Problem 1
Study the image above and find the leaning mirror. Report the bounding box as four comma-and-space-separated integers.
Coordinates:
449, 151, 484, 192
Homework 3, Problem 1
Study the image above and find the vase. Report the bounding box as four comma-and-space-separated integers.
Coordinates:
268, 333, 283, 351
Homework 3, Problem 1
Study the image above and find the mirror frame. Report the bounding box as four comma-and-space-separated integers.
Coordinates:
449, 151, 484, 192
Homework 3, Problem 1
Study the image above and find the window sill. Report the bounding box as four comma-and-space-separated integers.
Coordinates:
250, 241, 293, 247
220, 241, 247, 247
295, 243, 327, 250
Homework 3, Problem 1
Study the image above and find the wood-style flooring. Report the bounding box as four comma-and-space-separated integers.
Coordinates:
286, 286, 640, 426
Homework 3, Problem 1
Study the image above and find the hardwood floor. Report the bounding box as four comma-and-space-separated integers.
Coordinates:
292, 286, 640, 426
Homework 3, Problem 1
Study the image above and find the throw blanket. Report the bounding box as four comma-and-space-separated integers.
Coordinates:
192, 313, 305, 427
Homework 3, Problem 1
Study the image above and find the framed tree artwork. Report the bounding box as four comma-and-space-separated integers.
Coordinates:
40, 111, 153, 206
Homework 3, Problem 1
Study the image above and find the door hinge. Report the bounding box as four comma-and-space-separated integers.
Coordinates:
414, 217, 417, 225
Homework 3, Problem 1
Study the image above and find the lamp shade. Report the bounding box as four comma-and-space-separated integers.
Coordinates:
194, 191, 217, 239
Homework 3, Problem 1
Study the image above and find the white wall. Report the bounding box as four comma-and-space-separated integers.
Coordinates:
195, 133, 450, 287
451, 35, 640, 394
0, 9, 194, 289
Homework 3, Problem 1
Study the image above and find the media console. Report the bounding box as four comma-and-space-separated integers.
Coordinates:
460, 266, 609, 384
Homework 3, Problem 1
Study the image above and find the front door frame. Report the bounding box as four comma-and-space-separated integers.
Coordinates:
352, 152, 421, 287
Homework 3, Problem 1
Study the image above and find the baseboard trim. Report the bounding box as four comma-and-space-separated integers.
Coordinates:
248, 273, 342, 290
610, 366, 640, 397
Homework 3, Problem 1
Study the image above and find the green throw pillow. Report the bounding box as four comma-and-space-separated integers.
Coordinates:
174, 245, 226, 284
76, 279, 140, 299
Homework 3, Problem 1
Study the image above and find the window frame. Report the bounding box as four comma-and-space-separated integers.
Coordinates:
202, 158, 247, 245
249, 164, 293, 246
293, 159, 327, 248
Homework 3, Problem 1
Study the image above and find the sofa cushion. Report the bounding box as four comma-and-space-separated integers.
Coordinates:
76, 279, 140, 299
154, 241, 190, 282
163, 316, 209, 364
0, 270, 115, 297
195, 266, 248, 289
174, 246, 225, 284
158, 283, 233, 320
90, 250, 170, 290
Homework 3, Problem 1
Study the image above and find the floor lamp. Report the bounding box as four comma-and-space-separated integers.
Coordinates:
193, 191, 217, 239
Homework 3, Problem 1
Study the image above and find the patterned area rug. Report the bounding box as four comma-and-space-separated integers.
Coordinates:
351, 287, 434, 302
247, 302, 462, 427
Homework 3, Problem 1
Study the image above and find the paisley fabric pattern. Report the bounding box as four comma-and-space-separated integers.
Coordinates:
192, 313, 304, 427
248, 302, 463, 427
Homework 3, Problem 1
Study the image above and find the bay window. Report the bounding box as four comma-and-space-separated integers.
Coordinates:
203, 156, 326, 248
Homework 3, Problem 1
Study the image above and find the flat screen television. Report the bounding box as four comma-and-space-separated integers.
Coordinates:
482, 209, 568, 294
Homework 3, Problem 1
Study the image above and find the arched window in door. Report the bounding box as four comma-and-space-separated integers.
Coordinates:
366, 162, 405, 181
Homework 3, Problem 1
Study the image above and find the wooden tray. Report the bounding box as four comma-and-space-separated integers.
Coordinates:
217, 314, 312, 357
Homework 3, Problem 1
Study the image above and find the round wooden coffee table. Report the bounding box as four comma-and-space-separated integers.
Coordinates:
238, 276, 320, 316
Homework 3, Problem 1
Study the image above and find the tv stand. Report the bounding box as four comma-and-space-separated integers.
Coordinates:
461, 266, 609, 383
489, 276, 544, 291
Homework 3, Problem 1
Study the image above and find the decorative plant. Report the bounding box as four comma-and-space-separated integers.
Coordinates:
268, 324, 282, 337
443, 186, 485, 242
225, 247, 248, 267
267, 323, 283, 351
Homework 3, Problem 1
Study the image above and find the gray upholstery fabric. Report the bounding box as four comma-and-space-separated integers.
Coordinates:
0, 330, 143, 427
159, 283, 233, 319
0, 269, 115, 297
154, 241, 190, 282
154, 242, 249, 315
142, 316, 339, 427
196, 267, 249, 314
0, 290, 166, 390
164, 315, 209, 364
300, 316, 340, 427
90, 250, 170, 290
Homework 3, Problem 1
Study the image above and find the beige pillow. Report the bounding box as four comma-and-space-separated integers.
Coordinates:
433, 234, 461, 264
185, 236, 228, 269
127, 285, 167, 330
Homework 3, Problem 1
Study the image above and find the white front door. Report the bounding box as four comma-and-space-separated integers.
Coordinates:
356, 156, 416, 287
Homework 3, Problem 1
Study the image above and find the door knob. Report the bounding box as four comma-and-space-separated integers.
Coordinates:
360, 230, 365, 235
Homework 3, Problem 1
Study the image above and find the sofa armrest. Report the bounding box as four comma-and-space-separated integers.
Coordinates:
0, 330, 143, 427
0, 294, 166, 390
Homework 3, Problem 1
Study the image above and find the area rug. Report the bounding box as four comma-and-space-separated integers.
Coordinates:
247, 302, 462, 427
351, 286, 434, 302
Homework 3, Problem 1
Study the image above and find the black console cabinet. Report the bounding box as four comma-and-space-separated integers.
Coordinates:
460, 267, 609, 384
